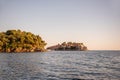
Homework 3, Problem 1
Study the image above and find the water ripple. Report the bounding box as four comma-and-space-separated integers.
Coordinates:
0, 51, 120, 80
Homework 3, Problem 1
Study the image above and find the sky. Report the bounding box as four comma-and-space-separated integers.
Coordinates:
0, 0, 120, 50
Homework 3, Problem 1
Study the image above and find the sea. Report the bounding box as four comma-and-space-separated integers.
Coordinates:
0, 51, 120, 80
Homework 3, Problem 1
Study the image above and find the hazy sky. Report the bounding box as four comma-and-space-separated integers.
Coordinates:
0, 0, 120, 50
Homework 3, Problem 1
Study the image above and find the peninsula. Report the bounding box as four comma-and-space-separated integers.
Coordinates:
0, 30, 46, 53
47, 42, 88, 51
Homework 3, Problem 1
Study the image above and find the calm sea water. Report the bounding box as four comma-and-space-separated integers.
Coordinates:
0, 51, 120, 80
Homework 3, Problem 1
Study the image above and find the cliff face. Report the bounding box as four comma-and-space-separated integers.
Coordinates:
47, 42, 87, 51
0, 30, 47, 53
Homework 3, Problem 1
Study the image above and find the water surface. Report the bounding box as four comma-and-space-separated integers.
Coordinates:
0, 51, 120, 80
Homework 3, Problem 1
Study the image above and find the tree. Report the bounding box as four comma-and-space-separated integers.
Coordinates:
0, 29, 47, 53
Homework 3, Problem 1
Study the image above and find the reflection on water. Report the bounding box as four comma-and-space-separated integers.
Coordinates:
0, 51, 120, 80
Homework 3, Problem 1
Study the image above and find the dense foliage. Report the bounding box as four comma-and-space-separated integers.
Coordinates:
0, 30, 46, 52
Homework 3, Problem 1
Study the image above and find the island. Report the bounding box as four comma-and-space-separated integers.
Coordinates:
0, 30, 46, 53
47, 42, 88, 51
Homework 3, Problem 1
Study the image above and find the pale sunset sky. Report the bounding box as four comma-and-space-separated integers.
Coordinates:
0, 0, 120, 50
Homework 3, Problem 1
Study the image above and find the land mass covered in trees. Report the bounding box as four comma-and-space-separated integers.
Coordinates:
0, 29, 88, 53
47, 42, 88, 51
0, 30, 46, 53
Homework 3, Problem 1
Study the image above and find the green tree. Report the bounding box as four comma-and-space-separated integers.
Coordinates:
0, 29, 47, 53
